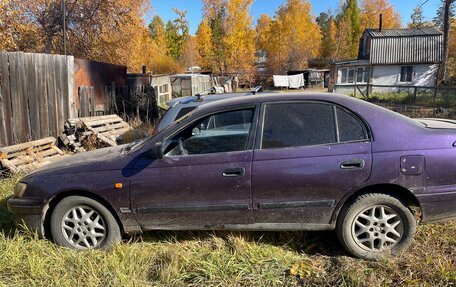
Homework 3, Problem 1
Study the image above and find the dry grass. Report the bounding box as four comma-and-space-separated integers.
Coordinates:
0, 177, 455, 286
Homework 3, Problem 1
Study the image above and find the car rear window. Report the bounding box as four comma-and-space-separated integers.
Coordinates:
262, 103, 337, 149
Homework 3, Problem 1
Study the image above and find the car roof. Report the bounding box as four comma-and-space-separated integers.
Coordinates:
192, 92, 368, 112
166, 92, 252, 108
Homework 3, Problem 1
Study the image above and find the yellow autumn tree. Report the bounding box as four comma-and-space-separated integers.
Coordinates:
0, 0, 180, 73
181, 36, 200, 71
195, 20, 214, 71
360, 0, 402, 30
0, 0, 41, 51
255, 14, 272, 52
265, 0, 322, 73
224, 0, 255, 81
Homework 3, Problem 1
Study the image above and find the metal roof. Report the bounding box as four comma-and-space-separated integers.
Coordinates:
359, 27, 444, 64
365, 27, 442, 38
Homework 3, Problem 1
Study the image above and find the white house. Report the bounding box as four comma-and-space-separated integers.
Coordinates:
330, 27, 443, 95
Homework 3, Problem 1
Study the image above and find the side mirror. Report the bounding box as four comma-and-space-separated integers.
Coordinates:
145, 142, 163, 159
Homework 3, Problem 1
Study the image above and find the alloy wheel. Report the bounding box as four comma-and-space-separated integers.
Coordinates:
351, 205, 403, 252
61, 205, 107, 249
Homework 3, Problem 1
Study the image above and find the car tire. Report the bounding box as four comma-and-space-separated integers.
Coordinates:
50, 196, 121, 250
336, 193, 416, 260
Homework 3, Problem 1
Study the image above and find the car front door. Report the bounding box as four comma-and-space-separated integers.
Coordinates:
252, 101, 372, 226
129, 107, 257, 229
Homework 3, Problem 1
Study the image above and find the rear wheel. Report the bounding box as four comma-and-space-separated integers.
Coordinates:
50, 196, 121, 249
336, 193, 416, 260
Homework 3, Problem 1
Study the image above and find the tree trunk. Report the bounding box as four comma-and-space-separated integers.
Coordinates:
439, 0, 455, 85
44, 34, 53, 54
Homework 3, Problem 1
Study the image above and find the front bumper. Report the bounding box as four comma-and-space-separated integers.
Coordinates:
7, 197, 46, 237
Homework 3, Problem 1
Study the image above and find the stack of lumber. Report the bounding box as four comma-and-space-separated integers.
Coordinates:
60, 114, 132, 152
0, 137, 64, 174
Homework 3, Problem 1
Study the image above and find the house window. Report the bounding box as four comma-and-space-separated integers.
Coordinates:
339, 68, 355, 84
159, 84, 169, 94
400, 66, 413, 82
356, 67, 370, 83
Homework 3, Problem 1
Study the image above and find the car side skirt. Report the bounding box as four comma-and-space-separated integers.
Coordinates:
141, 223, 335, 232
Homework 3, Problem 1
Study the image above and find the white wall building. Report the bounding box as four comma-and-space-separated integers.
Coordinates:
330, 27, 443, 95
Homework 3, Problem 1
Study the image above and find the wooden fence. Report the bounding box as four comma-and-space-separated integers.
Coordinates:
333, 83, 456, 107
106, 85, 159, 123
0, 52, 76, 147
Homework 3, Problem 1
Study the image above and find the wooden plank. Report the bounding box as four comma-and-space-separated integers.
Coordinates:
10, 149, 59, 166
100, 126, 132, 138
55, 55, 64, 135
50, 145, 64, 155
46, 55, 57, 137
26, 53, 41, 140
2, 143, 55, 159
8, 53, 23, 144
37, 53, 50, 138
0, 137, 56, 154
0, 52, 12, 146
82, 117, 125, 126
91, 122, 131, 133
96, 133, 117, 146
90, 86, 95, 116
81, 114, 122, 123
61, 55, 70, 122
17, 52, 31, 142
0, 136, 63, 174
0, 71, 6, 147
0, 158, 18, 174
67, 56, 76, 119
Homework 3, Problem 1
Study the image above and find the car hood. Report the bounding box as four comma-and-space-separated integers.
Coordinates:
28, 145, 130, 176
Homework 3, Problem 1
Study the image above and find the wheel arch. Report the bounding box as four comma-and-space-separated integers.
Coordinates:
331, 184, 423, 225
43, 190, 125, 239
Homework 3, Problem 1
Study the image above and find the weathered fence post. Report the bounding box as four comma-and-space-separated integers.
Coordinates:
90, 86, 95, 116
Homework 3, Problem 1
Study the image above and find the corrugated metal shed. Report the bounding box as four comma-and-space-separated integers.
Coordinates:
366, 27, 442, 38
362, 27, 443, 65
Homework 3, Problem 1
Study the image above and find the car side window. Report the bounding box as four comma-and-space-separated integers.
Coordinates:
336, 107, 368, 142
261, 103, 337, 149
164, 108, 254, 156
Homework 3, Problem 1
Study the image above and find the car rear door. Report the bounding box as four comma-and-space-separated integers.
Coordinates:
252, 101, 372, 226
129, 107, 258, 229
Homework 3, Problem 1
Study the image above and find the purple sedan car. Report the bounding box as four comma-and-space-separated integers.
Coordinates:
7, 93, 456, 259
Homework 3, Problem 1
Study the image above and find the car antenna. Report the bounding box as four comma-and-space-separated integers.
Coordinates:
194, 89, 210, 101
251, 85, 263, 95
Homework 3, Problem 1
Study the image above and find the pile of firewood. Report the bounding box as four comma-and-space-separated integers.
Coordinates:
60, 115, 132, 152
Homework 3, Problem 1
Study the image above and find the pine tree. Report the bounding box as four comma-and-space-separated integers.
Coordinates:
434, 0, 455, 29
148, 15, 167, 50
166, 20, 180, 59
410, 6, 425, 28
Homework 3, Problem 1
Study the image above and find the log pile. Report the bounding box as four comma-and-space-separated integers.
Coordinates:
0, 137, 64, 174
60, 114, 132, 152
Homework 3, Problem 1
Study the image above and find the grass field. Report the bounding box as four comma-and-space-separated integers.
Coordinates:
0, 177, 455, 286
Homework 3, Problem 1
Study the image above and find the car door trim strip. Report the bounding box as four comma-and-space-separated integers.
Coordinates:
137, 203, 250, 213
258, 200, 335, 209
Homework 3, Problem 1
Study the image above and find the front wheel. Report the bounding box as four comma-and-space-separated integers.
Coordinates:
336, 193, 417, 260
50, 196, 121, 249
